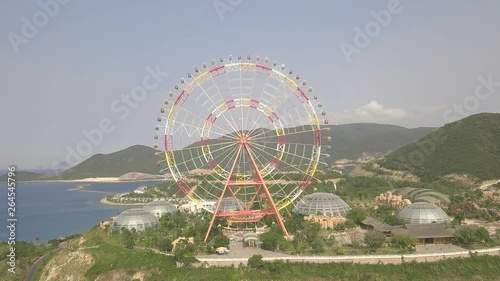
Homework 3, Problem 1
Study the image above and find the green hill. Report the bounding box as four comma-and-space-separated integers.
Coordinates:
0, 171, 47, 182
4, 124, 435, 181
328, 124, 434, 161
380, 113, 500, 181
59, 145, 159, 179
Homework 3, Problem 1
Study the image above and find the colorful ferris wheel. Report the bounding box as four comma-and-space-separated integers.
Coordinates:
154, 55, 330, 241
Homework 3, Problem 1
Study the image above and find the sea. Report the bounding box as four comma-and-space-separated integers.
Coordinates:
0, 181, 162, 243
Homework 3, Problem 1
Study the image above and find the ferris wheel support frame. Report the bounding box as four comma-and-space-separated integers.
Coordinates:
203, 135, 291, 242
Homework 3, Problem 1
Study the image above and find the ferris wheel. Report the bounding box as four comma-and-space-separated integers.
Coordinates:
154, 55, 330, 240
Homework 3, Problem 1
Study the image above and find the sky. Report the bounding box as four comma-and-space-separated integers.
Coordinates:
1, 0, 499, 170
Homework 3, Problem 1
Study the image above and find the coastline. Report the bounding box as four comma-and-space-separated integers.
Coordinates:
99, 197, 147, 206
15, 177, 165, 184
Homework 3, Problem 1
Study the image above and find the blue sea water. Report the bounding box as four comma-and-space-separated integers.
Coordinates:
0, 181, 161, 243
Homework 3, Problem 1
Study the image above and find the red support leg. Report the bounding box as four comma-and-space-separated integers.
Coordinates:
203, 135, 291, 243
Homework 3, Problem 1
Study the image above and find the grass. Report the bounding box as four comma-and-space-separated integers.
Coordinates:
43, 226, 500, 281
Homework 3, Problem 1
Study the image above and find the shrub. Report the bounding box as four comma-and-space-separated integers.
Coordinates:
364, 231, 385, 249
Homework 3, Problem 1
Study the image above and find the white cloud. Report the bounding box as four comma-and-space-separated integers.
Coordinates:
329, 100, 408, 124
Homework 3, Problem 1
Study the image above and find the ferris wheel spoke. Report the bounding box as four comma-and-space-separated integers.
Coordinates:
249, 141, 312, 176
248, 126, 318, 142
192, 77, 243, 138
164, 105, 240, 142
246, 77, 290, 134
250, 141, 314, 166
207, 73, 245, 138
171, 140, 239, 172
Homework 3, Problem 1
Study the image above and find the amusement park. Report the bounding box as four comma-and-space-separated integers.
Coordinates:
3, 1, 500, 280
103, 54, 500, 264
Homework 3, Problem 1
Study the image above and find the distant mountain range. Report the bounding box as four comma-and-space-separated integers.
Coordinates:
1, 123, 436, 182
327, 123, 435, 161
380, 113, 500, 181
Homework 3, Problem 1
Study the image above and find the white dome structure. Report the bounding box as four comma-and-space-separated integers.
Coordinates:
143, 199, 177, 218
114, 208, 159, 232
397, 202, 449, 224
294, 192, 350, 217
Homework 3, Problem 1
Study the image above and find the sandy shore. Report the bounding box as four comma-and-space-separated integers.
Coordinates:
99, 197, 147, 206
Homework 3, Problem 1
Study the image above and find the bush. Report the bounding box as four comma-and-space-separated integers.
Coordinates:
393, 233, 416, 248
364, 231, 385, 249
248, 254, 264, 268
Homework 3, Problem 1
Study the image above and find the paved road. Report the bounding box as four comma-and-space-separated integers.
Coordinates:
23, 242, 66, 281
197, 246, 500, 266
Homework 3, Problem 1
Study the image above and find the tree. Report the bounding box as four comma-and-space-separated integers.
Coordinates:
156, 237, 173, 252
452, 212, 465, 225
259, 231, 284, 251
476, 227, 491, 243
121, 228, 135, 249
393, 233, 416, 248
311, 238, 324, 253
346, 207, 367, 225
213, 234, 230, 248
364, 231, 385, 249
453, 226, 490, 247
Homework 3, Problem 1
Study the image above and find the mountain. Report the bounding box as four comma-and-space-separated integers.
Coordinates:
327, 123, 435, 161
58, 145, 159, 179
380, 113, 500, 181
3, 123, 436, 181
0, 171, 47, 182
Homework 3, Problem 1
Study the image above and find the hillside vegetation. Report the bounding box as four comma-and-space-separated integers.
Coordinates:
328, 123, 434, 161
4, 123, 434, 181
381, 113, 500, 181
0, 171, 46, 182
36, 226, 500, 281
59, 145, 159, 179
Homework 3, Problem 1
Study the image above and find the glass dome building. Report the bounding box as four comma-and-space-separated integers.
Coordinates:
219, 197, 245, 211
397, 202, 449, 224
294, 192, 350, 217
114, 208, 159, 232
143, 199, 177, 218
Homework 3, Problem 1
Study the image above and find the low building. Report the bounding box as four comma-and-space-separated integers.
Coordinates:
399, 223, 454, 244
362, 217, 454, 244
243, 233, 260, 247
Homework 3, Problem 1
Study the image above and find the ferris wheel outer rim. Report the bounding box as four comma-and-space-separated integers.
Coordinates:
160, 59, 323, 212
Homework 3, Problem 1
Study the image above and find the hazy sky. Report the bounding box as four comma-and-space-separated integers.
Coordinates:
1, 0, 499, 170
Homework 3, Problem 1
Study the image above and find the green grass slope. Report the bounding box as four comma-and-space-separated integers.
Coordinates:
380, 113, 500, 181
59, 145, 159, 179
41, 227, 500, 281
